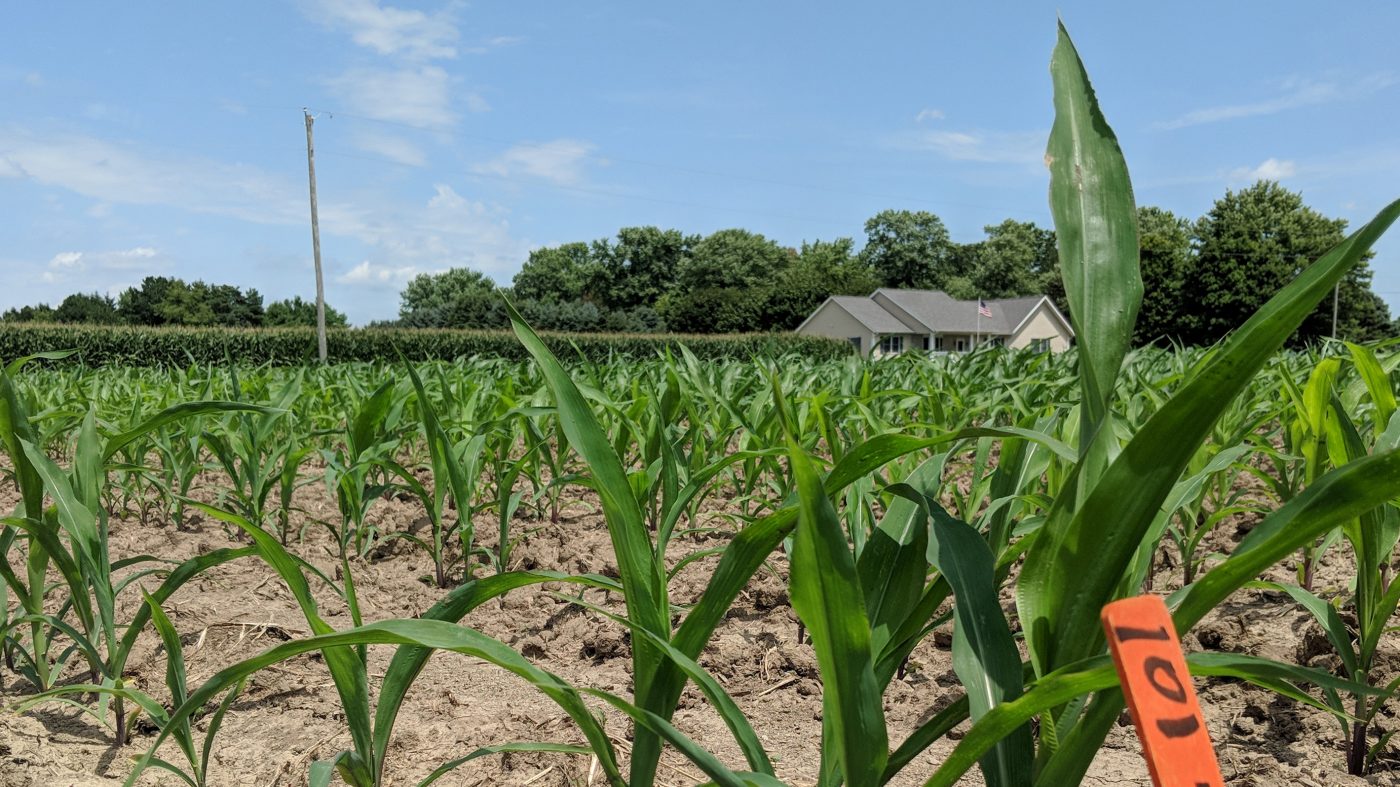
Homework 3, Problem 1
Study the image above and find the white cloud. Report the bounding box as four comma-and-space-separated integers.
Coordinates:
1157, 72, 1398, 130
0, 128, 306, 225
0, 155, 26, 178
329, 184, 526, 286
895, 129, 1045, 165
303, 0, 458, 60
338, 260, 420, 284
463, 35, 524, 55
464, 92, 491, 113
108, 246, 159, 267
0, 127, 528, 302
915, 108, 945, 123
49, 251, 84, 269
474, 139, 595, 185
37, 246, 166, 285
326, 66, 456, 128
1228, 157, 1297, 182
352, 130, 426, 167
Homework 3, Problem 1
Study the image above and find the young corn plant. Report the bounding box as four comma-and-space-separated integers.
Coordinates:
319, 378, 404, 559
125, 503, 617, 787
0, 352, 261, 743
1255, 343, 1400, 775
200, 367, 302, 540
391, 361, 486, 587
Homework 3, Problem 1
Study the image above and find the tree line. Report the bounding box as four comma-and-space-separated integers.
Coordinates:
6, 181, 1392, 346
389, 180, 1391, 345
1, 277, 348, 330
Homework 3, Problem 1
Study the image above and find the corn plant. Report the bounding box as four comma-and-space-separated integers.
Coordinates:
391, 361, 486, 586
1252, 342, 1400, 775
200, 366, 302, 539
125, 503, 619, 787
319, 378, 404, 559
0, 352, 261, 742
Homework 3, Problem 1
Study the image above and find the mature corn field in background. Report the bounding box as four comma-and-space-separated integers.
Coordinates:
3, 22, 1400, 787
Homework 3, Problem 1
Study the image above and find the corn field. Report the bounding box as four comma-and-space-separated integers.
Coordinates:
4, 23, 1400, 787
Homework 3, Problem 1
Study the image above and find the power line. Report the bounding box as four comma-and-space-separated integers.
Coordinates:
302, 106, 1020, 214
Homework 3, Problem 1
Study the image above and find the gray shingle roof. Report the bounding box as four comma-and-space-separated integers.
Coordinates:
873, 289, 1052, 335
829, 295, 913, 333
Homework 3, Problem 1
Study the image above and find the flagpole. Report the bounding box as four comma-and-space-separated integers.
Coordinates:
975, 297, 980, 350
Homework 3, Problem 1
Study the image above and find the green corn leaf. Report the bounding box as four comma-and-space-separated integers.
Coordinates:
787, 439, 887, 787
922, 657, 1118, 787
504, 298, 670, 785
102, 401, 273, 461
858, 457, 939, 659
416, 743, 592, 787
125, 619, 622, 787
887, 486, 1032, 787
583, 688, 778, 787
1344, 342, 1397, 439
1045, 19, 1141, 445
1019, 196, 1400, 676
1174, 449, 1400, 631
143, 592, 198, 774
1247, 581, 1359, 677
561, 594, 775, 776
370, 570, 621, 783
186, 502, 374, 771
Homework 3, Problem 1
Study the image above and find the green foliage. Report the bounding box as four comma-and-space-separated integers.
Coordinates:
116, 276, 264, 327
591, 226, 697, 311
1, 303, 57, 323
860, 209, 957, 288
266, 296, 349, 328
398, 268, 497, 324
512, 242, 597, 303
0, 322, 849, 366
658, 287, 762, 334
54, 292, 120, 325
1188, 181, 1390, 344
962, 220, 1059, 300
675, 229, 791, 291
1133, 206, 1193, 345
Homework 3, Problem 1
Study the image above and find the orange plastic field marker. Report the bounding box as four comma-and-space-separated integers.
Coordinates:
1101, 595, 1224, 787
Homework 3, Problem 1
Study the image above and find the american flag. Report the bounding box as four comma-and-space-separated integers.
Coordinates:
978, 299, 992, 318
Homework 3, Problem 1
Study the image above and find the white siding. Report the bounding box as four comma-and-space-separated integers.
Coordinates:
1008, 303, 1072, 351
797, 301, 875, 357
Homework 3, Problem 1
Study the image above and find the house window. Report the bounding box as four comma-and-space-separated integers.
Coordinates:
848, 337, 862, 352
987, 336, 1005, 348
954, 338, 967, 352
1031, 338, 1051, 353
879, 336, 904, 354
934, 335, 944, 351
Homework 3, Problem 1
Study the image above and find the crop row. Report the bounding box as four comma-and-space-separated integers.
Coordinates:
0, 322, 850, 367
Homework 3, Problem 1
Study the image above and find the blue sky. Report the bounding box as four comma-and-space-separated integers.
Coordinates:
3, 2, 1398, 325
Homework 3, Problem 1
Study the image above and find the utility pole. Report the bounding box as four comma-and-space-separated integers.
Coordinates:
1332, 282, 1340, 339
303, 109, 328, 364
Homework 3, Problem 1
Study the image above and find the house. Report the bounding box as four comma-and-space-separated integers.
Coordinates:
795, 289, 1073, 357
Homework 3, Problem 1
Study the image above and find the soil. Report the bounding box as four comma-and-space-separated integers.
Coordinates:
2, 466, 1398, 786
